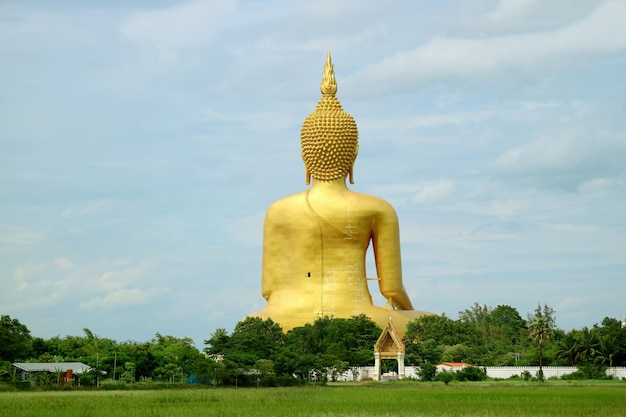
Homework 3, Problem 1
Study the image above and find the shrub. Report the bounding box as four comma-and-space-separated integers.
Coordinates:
536, 369, 544, 382
561, 363, 607, 380
100, 381, 129, 390
561, 370, 585, 380
436, 371, 454, 385
456, 366, 487, 382
577, 363, 607, 380
417, 363, 437, 381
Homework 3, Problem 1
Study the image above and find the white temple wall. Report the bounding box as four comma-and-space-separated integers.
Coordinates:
329, 366, 626, 381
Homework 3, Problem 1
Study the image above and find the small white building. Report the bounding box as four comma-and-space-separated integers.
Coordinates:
437, 362, 473, 373
13, 362, 99, 385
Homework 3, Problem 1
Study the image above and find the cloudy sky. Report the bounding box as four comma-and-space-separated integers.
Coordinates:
2, 0, 625, 347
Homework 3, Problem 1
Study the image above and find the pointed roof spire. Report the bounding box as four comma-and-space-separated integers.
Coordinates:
320, 51, 337, 96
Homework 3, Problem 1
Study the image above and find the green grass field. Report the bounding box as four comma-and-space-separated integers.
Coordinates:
1, 381, 625, 417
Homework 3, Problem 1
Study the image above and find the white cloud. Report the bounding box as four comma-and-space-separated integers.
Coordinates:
468, 222, 521, 243
13, 262, 44, 280
491, 129, 626, 189
120, 0, 238, 48
112, 259, 132, 267
119, 0, 239, 65
578, 177, 617, 193
0, 7, 96, 52
480, 0, 604, 33
79, 287, 168, 309
200, 108, 295, 133
548, 223, 598, 233
90, 262, 154, 292
0, 225, 42, 252
488, 199, 524, 217
224, 211, 265, 247
62, 201, 108, 219
54, 258, 73, 269
369, 183, 422, 196
4, 259, 157, 312
411, 180, 456, 205
345, 1, 626, 95
361, 109, 497, 132
520, 101, 561, 110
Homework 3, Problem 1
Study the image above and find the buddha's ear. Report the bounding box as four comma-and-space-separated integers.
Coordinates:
348, 145, 358, 184
302, 148, 311, 185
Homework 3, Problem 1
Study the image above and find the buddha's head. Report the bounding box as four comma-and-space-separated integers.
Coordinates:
301, 52, 359, 185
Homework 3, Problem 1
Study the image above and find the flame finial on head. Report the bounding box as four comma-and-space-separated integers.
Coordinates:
320, 51, 338, 96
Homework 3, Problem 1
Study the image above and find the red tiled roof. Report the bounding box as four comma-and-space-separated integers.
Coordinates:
439, 362, 472, 367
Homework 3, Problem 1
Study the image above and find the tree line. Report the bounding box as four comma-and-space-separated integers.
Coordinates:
1, 303, 625, 386
405, 303, 625, 381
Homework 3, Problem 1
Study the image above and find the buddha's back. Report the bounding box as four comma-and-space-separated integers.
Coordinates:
260, 188, 395, 324
248, 52, 430, 336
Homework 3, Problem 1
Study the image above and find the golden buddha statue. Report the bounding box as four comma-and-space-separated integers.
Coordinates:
250, 52, 429, 336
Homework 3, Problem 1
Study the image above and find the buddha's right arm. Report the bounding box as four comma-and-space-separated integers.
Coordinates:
261, 202, 296, 300
373, 203, 415, 310
261, 207, 280, 300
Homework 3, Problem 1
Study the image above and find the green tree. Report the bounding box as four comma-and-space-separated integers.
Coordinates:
441, 344, 471, 363
283, 315, 380, 370
405, 314, 483, 365
555, 331, 579, 366
489, 305, 527, 344
284, 323, 318, 355
527, 304, 555, 381
405, 314, 482, 347
204, 328, 230, 356
407, 338, 442, 365
320, 315, 380, 366
118, 340, 158, 381
0, 315, 33, 362
458, 303, 528, 365
574, 327, 599, 364
595, 334, 618, 367
222, 317, 284, 367
595, 317, 626, 367
459, 303, 491, 338
121, 361, 136, 383
151, 333, 206, 382
417, 362, 438, 381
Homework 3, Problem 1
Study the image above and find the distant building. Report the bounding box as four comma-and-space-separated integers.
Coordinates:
12, 362, 102, 386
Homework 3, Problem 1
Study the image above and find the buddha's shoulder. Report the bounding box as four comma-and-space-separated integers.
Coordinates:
266, 192, 308, 212
266, 190, 397, 215
349, 191, 397, 212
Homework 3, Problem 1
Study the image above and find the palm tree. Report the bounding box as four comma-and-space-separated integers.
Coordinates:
575, 327, 600, 364
527, 304, 555, 381
555, 331, 579, 366
595, 335, 617, 367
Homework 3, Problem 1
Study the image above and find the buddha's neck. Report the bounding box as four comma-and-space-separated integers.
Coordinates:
309, 177, 348, 191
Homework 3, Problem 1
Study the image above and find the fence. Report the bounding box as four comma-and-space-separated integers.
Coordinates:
332, 366, 626, 381
483, 366, 626, 379
484, 366, 576, 379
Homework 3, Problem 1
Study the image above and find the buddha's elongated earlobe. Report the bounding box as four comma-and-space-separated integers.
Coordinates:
348, 144, 358, 184
305, 168, 311, 185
